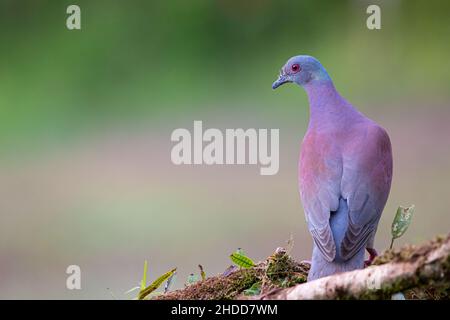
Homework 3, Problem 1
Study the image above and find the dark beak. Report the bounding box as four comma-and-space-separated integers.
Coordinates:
272, 74, 290, 89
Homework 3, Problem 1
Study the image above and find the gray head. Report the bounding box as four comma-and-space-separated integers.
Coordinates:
272, 55, 331, 89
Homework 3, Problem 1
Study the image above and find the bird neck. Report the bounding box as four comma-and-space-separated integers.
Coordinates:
303, 79, 358, 130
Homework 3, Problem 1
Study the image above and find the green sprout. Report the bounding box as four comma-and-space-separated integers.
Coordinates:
390, 205, 415, 249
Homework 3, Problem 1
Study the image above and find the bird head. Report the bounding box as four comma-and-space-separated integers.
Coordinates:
272, 55, 330, 89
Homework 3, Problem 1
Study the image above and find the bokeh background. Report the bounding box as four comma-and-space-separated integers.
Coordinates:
1, 0, 449, 299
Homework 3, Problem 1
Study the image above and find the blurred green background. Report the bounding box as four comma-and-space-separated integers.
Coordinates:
0, 0, 449, 298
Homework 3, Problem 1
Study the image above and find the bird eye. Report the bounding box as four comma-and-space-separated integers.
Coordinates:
291, 64, 300, 73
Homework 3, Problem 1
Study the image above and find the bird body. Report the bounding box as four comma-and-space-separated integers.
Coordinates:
273, 56, 392, 281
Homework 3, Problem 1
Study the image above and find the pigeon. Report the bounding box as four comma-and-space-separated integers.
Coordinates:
272, 55, 393, 281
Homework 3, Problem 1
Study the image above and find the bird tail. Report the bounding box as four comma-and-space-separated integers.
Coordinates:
308, 198, 365, 281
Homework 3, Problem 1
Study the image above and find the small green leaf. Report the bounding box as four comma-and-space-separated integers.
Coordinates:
391, 205, 415, 239
140, 260, 148, 291
138, 268, 177, 300
244, 282, 262, 296
198, 264, 206, 281
230, 250, 255, 269
186, 273, 199, 285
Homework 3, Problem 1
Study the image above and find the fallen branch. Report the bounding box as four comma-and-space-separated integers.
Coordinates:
154, 234, 450, 300
259, 234, 450, 300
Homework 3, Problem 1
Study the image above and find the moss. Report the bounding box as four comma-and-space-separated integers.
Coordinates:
265, 249, 308, 288
154, 248, 309, 300
362, 234, 450, 300
154, 268, 260, 300
373, 234, 447, 266
405, 284, 450, 300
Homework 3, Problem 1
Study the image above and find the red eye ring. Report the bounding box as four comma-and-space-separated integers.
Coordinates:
291, 63, 300, 73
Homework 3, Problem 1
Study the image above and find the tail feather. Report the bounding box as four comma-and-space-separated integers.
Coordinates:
308, 198, 365, 281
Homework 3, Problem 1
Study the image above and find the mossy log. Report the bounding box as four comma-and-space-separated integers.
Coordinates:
154, 234, 450, 300
261, 234, 450, 300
